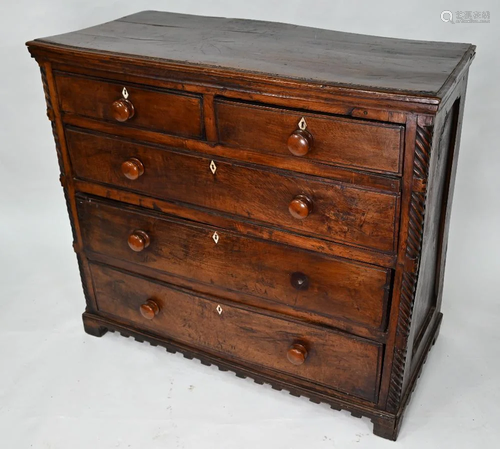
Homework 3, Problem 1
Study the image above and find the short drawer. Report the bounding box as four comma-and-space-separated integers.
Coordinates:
54, 72, 203, 138
67, 129, 399, 252
90, 263, 383, 402
215, 99, 404, 175
77, 196, 392, 331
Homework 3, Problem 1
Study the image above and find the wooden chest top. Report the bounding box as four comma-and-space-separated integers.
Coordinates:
28, 10, 474, 102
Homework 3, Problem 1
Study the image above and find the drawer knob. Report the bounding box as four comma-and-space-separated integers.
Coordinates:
121, 158, 144, 180
289, 195, 313, 219
287, 343, 308, 366
128, 230, 150, 252
140, 299, 160, 320
111, 99, 135, 122
111, 88, 135, 122
287, 118, 313, 156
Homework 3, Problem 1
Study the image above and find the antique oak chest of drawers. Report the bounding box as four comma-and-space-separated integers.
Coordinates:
27, 11, 475, 440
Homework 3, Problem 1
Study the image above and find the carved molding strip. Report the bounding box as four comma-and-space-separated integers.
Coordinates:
387, 122, 433, 411
39, 66, 91, 305
40, 67, 64, 176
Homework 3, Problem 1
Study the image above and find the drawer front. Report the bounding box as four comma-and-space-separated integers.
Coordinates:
90, 263, 383, 402
54, 72, 203, 138
67, 129, 399, 252
77, 197, 391, 331
215, 99, 404, 175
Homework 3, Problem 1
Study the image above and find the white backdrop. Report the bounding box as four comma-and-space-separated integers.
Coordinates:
1, 1, 499, 448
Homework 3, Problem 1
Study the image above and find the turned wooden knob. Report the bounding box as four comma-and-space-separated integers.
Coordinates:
111, 98, 135, 122
128, 230, 150, 252
121, 158, 144, 180
287, 129, 313, 156
287, 343, 308, 366
140, 299, 160, 320
289, 195, 313, 219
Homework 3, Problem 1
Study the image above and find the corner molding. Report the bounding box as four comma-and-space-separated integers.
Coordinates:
39, 64, 92, 306
387, 119, 433, 411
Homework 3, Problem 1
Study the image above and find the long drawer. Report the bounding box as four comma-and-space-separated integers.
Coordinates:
90, 262, 383, 402
67, 129, 399, 252
215, 98, 404, 175
77, 196, 392, 331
